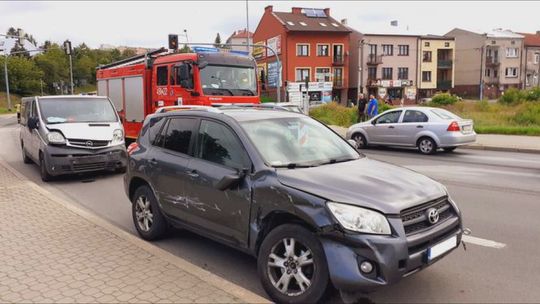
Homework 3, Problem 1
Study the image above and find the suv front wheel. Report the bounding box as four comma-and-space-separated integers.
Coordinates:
132, 185, 168, 240
258, 224, 330, 304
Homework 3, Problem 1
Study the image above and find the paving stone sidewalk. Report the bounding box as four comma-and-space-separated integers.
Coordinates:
0, 160, 267, 303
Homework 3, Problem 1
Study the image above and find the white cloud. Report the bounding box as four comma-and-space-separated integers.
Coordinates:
0, 1, 539, 49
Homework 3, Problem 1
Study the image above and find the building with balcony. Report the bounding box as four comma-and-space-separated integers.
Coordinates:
225, 29, 253, 53
417, 35, 455, 99
359, 33, 419, 104
252, 5, 351, 104
518, 32, 540, 88
446, 28, 524, 99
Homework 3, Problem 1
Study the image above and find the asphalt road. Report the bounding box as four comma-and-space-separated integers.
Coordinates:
2, 114, 540, 303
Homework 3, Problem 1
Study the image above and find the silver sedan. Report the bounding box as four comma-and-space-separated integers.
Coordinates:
346, 106, 476, 154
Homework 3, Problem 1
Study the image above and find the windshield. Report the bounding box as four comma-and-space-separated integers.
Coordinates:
240, 116, 360, 167
38, 97, 118, 124
200, 65, 257, 96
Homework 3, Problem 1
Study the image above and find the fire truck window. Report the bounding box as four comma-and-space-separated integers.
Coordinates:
157, 66, 168, 86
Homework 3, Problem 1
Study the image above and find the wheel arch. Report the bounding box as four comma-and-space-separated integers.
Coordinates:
128, 176, 151, 202
350, 128, 369, 142
415, 131, 440, 146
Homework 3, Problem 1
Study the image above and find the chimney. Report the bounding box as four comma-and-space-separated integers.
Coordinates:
292, 7, 302, 14
324, 8, 330, 16
341, 18, 348, 25
264, 5, 273, 13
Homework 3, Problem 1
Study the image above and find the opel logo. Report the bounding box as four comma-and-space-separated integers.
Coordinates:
426, 208, 440, 225
85, 141, 93, 147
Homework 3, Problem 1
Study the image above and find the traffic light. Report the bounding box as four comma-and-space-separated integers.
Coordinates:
168, 34, 178, 50
63, 40, 72, 55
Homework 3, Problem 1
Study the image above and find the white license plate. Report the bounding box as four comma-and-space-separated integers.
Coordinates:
428, 235, 458, 261
462, 125, 472, 132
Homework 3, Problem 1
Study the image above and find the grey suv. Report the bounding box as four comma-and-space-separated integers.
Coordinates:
124, 107, 463, 303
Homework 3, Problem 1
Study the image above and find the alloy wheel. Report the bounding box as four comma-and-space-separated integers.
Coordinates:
135, 195, 154, 232
419, 139, 434, 154
353, 134, 365, 148
267, 237, 315, 297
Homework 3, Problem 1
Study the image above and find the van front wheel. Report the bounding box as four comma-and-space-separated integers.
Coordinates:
39, 155, 53, 182
21, 143, 32, 164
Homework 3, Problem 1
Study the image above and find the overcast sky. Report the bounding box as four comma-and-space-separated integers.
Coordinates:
1, 1, 539, 49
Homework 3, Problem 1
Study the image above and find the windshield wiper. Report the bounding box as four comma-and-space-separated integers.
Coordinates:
317, 157, 357, 166
235, 89, 256, 96
273, 163, 314, 169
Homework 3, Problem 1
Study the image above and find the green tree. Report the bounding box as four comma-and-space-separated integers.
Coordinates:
179, 44, 192, 53
213, 33, 222, 48
34, 44, 69, 94
121, 48, 137, 58
0, 56, 43, 95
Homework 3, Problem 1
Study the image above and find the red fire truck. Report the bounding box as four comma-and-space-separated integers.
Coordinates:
96, 47, 260, 139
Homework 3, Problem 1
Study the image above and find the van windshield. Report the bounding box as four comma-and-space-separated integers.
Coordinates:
200, 65, 257, 96
38, 97, 118, 124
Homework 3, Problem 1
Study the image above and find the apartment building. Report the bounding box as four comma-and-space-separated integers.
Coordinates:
446, 28, 524, 99
417, 35, 455, 99
519, 32, 540, 88
225, 29, 253, 53
359, 33, 419, 104
252, 5, 351, 103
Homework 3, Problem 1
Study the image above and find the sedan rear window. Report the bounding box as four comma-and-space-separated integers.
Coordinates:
430, 109, 460, 120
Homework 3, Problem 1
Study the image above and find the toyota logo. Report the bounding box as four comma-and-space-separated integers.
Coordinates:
426, 208, 440, 225
85, 141, 93, 147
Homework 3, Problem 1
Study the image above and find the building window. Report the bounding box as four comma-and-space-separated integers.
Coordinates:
382, 67, 393, 80
367, 67, 377, 80
444, 42, 450, 47
494, 69, 498, 77
296, 68, 310, 81
297, 44, 309, 56
316, 44, 329, 56
397, 67, 408, 80
505, 67, 518, 78
422, 71, 432, 82
535, 53, 540, 64
369, 44, 377, 55
398, 45, 409, 56
333, 68, 343, 86
382, 44, 393, 56
506, 48, 518, 58
424, 42, 430, 47
315, 68, 331, 82
491, 40, 496, 45
485, 69, 491, 77
423, 51, 432, 62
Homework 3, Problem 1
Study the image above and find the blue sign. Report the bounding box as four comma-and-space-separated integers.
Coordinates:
192, 46, 220, 53
267, 61, 281, 88
229, 50, 250, 56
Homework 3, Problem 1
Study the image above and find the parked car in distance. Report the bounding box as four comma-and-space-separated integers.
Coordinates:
125, 106, 463, 303
346, 106, 476, 154
20, 95, 127, 181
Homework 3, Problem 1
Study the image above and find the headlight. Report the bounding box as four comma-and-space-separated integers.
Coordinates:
327, 202, 391, 235
46, 131, 66, 145
112, 129, 124, 144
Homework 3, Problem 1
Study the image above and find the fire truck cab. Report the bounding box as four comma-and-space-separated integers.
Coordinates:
96, 48, 260, 139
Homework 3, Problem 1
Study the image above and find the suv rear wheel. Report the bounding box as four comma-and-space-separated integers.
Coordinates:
132, 185, 168, 240
258, 224, 330, 304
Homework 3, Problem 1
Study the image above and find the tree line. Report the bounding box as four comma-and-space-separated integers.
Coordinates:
1, 27, 138, 96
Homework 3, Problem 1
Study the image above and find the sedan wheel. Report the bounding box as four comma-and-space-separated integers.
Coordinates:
352, 133, 367, 149
418, 137, 437, 155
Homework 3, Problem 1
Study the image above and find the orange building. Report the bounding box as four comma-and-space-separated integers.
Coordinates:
253, 6, 351, 104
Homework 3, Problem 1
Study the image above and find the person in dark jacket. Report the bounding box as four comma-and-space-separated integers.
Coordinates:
357, 93, 368, 122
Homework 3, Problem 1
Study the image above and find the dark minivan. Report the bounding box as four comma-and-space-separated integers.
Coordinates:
124, 107, 463, 303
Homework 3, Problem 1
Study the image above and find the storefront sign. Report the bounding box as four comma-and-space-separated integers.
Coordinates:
286, 81, 333, 103
266, 35, 281, 57
378, 87, 387, 98
252, 41, 265, 59
405, 86, 417, 99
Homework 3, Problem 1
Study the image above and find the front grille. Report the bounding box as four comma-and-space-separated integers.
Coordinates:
401, 197, 455, 235
68, 138, 110, 148
73, 162, 108, 171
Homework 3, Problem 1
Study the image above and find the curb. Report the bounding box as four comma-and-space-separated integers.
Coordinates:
0, 158, 270, 304
460, 144, 540, 154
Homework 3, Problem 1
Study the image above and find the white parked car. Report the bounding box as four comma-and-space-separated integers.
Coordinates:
346, 107, 476, 154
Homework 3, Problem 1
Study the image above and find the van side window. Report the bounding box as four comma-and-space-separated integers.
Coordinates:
156, 66, 168, 86
31, 100, 37, 119
162, 118, 197, 154
197, 120, 250, 170
20, 101, 29, 125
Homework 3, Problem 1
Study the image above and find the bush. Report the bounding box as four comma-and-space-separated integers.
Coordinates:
309, 102, 356, 127
260, 96, 275, 103
431, 93, 458, 105
513, 103, 540, 125
499, 87, 526, 104
525, 87, 540, 102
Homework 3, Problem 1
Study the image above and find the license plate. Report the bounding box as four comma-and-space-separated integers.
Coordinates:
462, 125, 472, 132
428, 235, 457, 261
74, 155, 104, 164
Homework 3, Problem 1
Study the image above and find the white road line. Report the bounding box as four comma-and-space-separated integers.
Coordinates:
462, 235, 506, 249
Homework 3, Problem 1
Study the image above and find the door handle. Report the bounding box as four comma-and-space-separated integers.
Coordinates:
149, 158, 158, 165
416, 125, 424, 128
186, 170, 199, 178
388, 126, 395, 129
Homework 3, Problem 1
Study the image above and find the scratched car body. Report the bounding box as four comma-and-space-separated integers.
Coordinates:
124, 107, 463, 303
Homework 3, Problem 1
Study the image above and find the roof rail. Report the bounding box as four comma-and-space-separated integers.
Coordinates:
96, 47, 168, 70
217, 103, 290, 111
155, 105, 222, 114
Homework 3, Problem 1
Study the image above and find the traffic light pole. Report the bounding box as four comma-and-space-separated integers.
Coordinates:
68, 53, 74, 94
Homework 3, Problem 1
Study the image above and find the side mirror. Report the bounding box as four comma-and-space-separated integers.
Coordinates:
371, 120, 376, 125
28, 117, 39, 129
347, 139, 358, 149
214, 169, 248, 191
178, 64, 190, 82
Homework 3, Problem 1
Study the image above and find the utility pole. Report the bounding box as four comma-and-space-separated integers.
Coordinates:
3, 55, 10, 111
479, 45, 484, 100
64, 40, 74, 94
245, 0, 250, 52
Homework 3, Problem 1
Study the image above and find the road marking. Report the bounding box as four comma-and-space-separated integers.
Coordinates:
462, 235, 506, 249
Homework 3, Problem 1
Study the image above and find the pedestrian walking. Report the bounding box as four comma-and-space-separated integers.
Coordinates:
367, 94, 379, 119
357, 94, 368, 122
